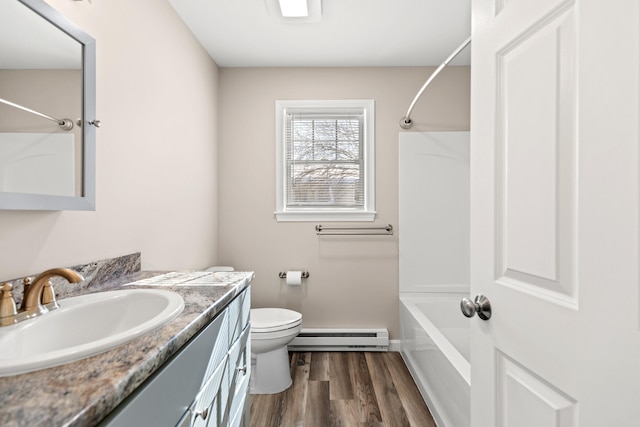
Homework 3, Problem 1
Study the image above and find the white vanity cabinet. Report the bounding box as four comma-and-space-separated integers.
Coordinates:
100, 287, 251, 427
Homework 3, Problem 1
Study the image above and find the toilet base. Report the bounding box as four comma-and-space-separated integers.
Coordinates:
250, 345, 292, 394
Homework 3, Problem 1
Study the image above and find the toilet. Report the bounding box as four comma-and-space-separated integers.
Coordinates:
250, 307, 302, 394
205, 266, 302, 394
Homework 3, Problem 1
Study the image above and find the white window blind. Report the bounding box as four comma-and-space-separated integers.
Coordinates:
286, 112, 364, 208
275, 100, 375, 222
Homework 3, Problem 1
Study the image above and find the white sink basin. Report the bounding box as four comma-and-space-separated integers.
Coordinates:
0, 289, 184, 376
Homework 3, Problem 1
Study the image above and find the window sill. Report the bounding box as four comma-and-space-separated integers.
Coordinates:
274, 210, 376, 222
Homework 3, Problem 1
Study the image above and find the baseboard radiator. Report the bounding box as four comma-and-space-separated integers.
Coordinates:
288, 328, 389, 352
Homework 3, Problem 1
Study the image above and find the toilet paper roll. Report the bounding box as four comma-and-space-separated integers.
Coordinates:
286, 271, 302, 286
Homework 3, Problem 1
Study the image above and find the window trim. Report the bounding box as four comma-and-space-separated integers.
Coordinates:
275, 99, 376, 222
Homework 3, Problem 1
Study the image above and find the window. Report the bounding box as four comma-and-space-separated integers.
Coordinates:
275, 100, 375, 221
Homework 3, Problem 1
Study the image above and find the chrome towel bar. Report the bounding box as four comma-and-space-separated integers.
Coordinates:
315, 224, 393, 236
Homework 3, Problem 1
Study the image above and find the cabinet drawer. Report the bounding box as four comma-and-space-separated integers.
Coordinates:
190, 356, 228, 427
228, 373, 250, 427
201, 311, 229, 386
228, 289, 250, 346
226, 326, 250, 424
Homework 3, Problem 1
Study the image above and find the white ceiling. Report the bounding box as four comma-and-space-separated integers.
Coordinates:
168, 0, 471, 68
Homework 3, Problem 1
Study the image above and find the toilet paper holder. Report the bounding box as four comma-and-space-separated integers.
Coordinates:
278, 271, 310, 279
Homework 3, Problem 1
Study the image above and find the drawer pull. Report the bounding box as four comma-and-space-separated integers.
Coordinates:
195, 407, 208, 420
237, 365, 247, 375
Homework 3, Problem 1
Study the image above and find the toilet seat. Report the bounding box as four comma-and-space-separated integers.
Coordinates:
251, 308, 302, 333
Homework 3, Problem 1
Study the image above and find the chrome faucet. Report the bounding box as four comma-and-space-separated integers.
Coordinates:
0, 268, 84, 326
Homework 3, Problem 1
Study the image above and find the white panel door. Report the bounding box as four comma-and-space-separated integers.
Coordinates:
470, 0, 640, 426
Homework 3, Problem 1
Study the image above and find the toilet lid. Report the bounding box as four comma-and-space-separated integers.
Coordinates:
251, 308, 302, 332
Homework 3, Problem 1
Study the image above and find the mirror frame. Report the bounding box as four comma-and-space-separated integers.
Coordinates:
0, 0, 96, 210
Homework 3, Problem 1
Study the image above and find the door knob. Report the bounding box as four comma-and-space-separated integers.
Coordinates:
460, 295, 492, 320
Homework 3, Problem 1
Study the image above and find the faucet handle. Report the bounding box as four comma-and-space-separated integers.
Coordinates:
41, 279, 58, 309
0, 283, 18, 326
22, 277, 31, 298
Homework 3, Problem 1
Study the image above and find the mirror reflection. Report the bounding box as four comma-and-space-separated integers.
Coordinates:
0, 0, 96, 210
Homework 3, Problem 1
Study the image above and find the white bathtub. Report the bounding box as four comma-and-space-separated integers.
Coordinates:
400, 293, 470, 427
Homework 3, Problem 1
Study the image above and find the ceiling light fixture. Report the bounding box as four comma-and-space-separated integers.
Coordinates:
278, 0, 308, 17
266, 0, 321, 23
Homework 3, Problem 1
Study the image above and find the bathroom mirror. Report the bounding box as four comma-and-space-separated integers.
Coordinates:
0, 0, 96, 210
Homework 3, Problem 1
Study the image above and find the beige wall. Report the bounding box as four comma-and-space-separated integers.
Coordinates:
218, 67, 470, 339
0, 0, 220, 280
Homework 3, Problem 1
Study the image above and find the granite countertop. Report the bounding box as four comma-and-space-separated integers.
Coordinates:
0, 270, 254, 427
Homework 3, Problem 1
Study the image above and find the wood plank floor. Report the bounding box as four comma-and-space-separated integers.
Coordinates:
250, 352, 436, 427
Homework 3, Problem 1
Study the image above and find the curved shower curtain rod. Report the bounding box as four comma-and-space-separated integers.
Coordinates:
400, 36, 471, 129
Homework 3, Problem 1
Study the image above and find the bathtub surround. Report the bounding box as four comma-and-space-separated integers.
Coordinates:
0, 253, 253, 426
398, 131, 470, 293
